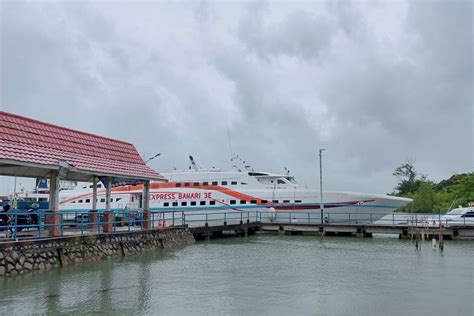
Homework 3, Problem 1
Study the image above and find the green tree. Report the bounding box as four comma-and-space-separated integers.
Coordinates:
393, 162, 426, 196
410, 182, 436, 213
448, 173, 474, 207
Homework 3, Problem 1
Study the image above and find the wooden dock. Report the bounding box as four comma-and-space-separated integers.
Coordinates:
260, 223, 474, 239
189, 221, 260, 240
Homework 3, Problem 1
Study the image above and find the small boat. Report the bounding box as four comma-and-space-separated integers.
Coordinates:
440, 207, 474, 226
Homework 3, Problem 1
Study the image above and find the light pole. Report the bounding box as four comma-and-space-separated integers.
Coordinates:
145, 153, 161, 164
319, 148, 326, 227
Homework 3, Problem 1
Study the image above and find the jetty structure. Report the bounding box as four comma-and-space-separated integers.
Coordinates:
0, 111, 169, 235
0, 111, 194, 276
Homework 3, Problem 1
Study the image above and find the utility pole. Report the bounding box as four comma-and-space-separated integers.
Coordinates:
319, 149, 326, 227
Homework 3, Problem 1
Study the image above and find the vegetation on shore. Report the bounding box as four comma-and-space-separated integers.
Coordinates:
391, 163, 473, 213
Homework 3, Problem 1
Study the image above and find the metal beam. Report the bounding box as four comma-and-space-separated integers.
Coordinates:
92, 176, 97, 211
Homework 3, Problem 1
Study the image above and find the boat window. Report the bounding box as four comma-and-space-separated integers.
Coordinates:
248, 172, 268, 176
270, 180, 274, 183
89, 185, 93, 188
230, 200, 236, 205
210, 201, 216, 205
78, 200, 83, 203
172, 202, 178, 207
97, 184, 102, 188
85, 199, 90, 203
176, 183, 182, 187
181, 202, 187, 206
212, 181, 218, 185
190, 201, 197, 206
221, 181, 228, 185
100, 198, 105, 203
203, 182, 209, 186
295, 200, 302, 203
261, 200, 268, 204
115, 198, 121, 202
200, 201, 206, 206
240, 200, 246, 204
164, 202, 169, 207
283, 200, 290, 203
462, 212, 474, 218
193, 182, 199, 186
184, 182, 190, 187
231, 181, 237, 185
241, 182, 247, 185
71, 201, 76, 204
277, 179, 286, 184
286, 177, 297, 184
272, 200, 279, 203
250, 200, 257, 204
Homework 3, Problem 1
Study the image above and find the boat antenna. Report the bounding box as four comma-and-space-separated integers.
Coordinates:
447, 195, 458, 213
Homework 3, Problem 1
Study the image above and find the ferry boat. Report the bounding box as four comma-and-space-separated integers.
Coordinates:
55, 157, 412, 224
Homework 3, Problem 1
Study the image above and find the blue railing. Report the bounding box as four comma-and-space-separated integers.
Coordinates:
0, 209, 470, 241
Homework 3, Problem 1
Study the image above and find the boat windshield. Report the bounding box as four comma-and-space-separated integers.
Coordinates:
286, 177, 297, 184
447, 209, 466, 215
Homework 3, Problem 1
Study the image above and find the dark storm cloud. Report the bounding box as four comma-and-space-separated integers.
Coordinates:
0, 0, 472, 194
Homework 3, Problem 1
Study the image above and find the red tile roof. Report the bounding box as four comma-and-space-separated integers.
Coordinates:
0, 111, 165, 181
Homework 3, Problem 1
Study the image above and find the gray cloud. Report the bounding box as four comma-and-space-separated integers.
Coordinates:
1, 0, 472, 195
238, 4, 338, 60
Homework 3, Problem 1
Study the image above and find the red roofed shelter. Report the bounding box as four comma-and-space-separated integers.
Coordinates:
0, 111, 166, 236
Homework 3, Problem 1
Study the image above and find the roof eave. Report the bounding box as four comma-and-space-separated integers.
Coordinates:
0, 158, 167, 182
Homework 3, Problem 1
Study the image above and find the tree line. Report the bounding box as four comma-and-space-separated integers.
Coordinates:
391, 162, 474, 213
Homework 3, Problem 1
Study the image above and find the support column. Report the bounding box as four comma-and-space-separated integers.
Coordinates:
92, 176, 98, 211
90, 176, 98, 228
143, 181, 151, 230
46, 171, 61, 237
103, 177, 113, 233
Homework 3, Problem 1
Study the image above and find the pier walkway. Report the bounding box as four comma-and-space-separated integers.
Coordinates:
1, 210, 473, 242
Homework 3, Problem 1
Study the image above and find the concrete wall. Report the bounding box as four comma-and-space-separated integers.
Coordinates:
0, 227, 194, 277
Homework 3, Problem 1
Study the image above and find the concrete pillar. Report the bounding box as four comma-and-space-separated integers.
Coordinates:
103, 177, 113, 233
90, 176, 98, 227
49, 171, 59, 212
143, 181, 151, 229
46, 171, 61, 237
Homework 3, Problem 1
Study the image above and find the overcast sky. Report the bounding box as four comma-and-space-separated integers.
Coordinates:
1, 0, 472, 195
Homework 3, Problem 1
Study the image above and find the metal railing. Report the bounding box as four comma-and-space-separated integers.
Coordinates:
0, 209, 471, 241
257, 211, 449, 226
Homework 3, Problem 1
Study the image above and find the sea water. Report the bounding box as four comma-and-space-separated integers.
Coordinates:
0, 235, 472, 315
